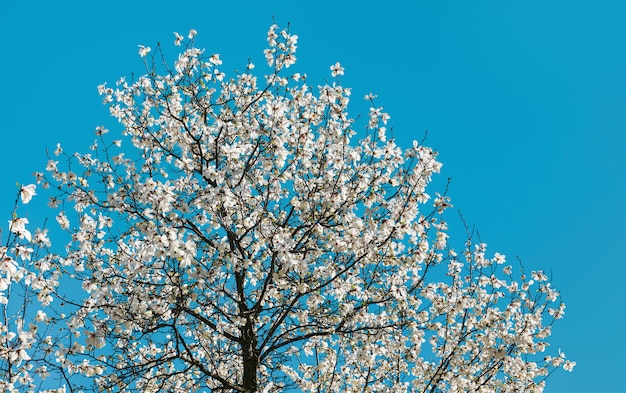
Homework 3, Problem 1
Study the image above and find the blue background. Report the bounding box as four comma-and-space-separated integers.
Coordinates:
1, 1, 624, 391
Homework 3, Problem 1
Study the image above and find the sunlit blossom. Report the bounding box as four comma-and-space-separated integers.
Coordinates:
563, 360, 576, 372
19, 183, 36, 204
330, 61, 344, 77
138, 45, 151, 57
9, 217, 31, 241
56, 212, 70, 229
174, 32, 184, 46
13, 244, 34, 260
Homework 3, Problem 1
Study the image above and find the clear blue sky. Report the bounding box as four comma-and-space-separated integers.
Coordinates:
1, 1, 624, 391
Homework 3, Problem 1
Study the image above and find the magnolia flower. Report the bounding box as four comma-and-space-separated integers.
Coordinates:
35, 310, 48, 323
209, 53, 222, 66
20, 184, 36, 204
532, 270, 549, 281
188, 29, 197, 39
9, 217, 31, 241
56, 212, 70, 230
494, 252, 506, 264
48, 196, 60, 208
84, 330, 105, 349
330, 62, 344, 77
16, 348, 31, 364
138, 45, 151, 57
0, 256, 17, 278
174, 32, 184, 46
14, 244, 34, 261
563, 360, 576, 372
46, 160, 59, 172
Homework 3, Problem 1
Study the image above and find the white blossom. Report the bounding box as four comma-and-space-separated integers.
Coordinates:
330, 61, 344, 77
138, 45, 151, 57
9, 217, 31, 241
20, 184, 36, 204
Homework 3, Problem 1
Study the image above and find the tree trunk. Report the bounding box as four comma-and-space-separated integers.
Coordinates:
241, 315, 259, 392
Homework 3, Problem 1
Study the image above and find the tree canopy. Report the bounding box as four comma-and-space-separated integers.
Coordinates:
0, 26, 572, 393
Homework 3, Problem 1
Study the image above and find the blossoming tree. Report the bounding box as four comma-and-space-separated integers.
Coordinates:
0, 26, 573, 393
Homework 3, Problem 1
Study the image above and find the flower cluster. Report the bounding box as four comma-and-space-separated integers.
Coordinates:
0, 184, 72, 393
